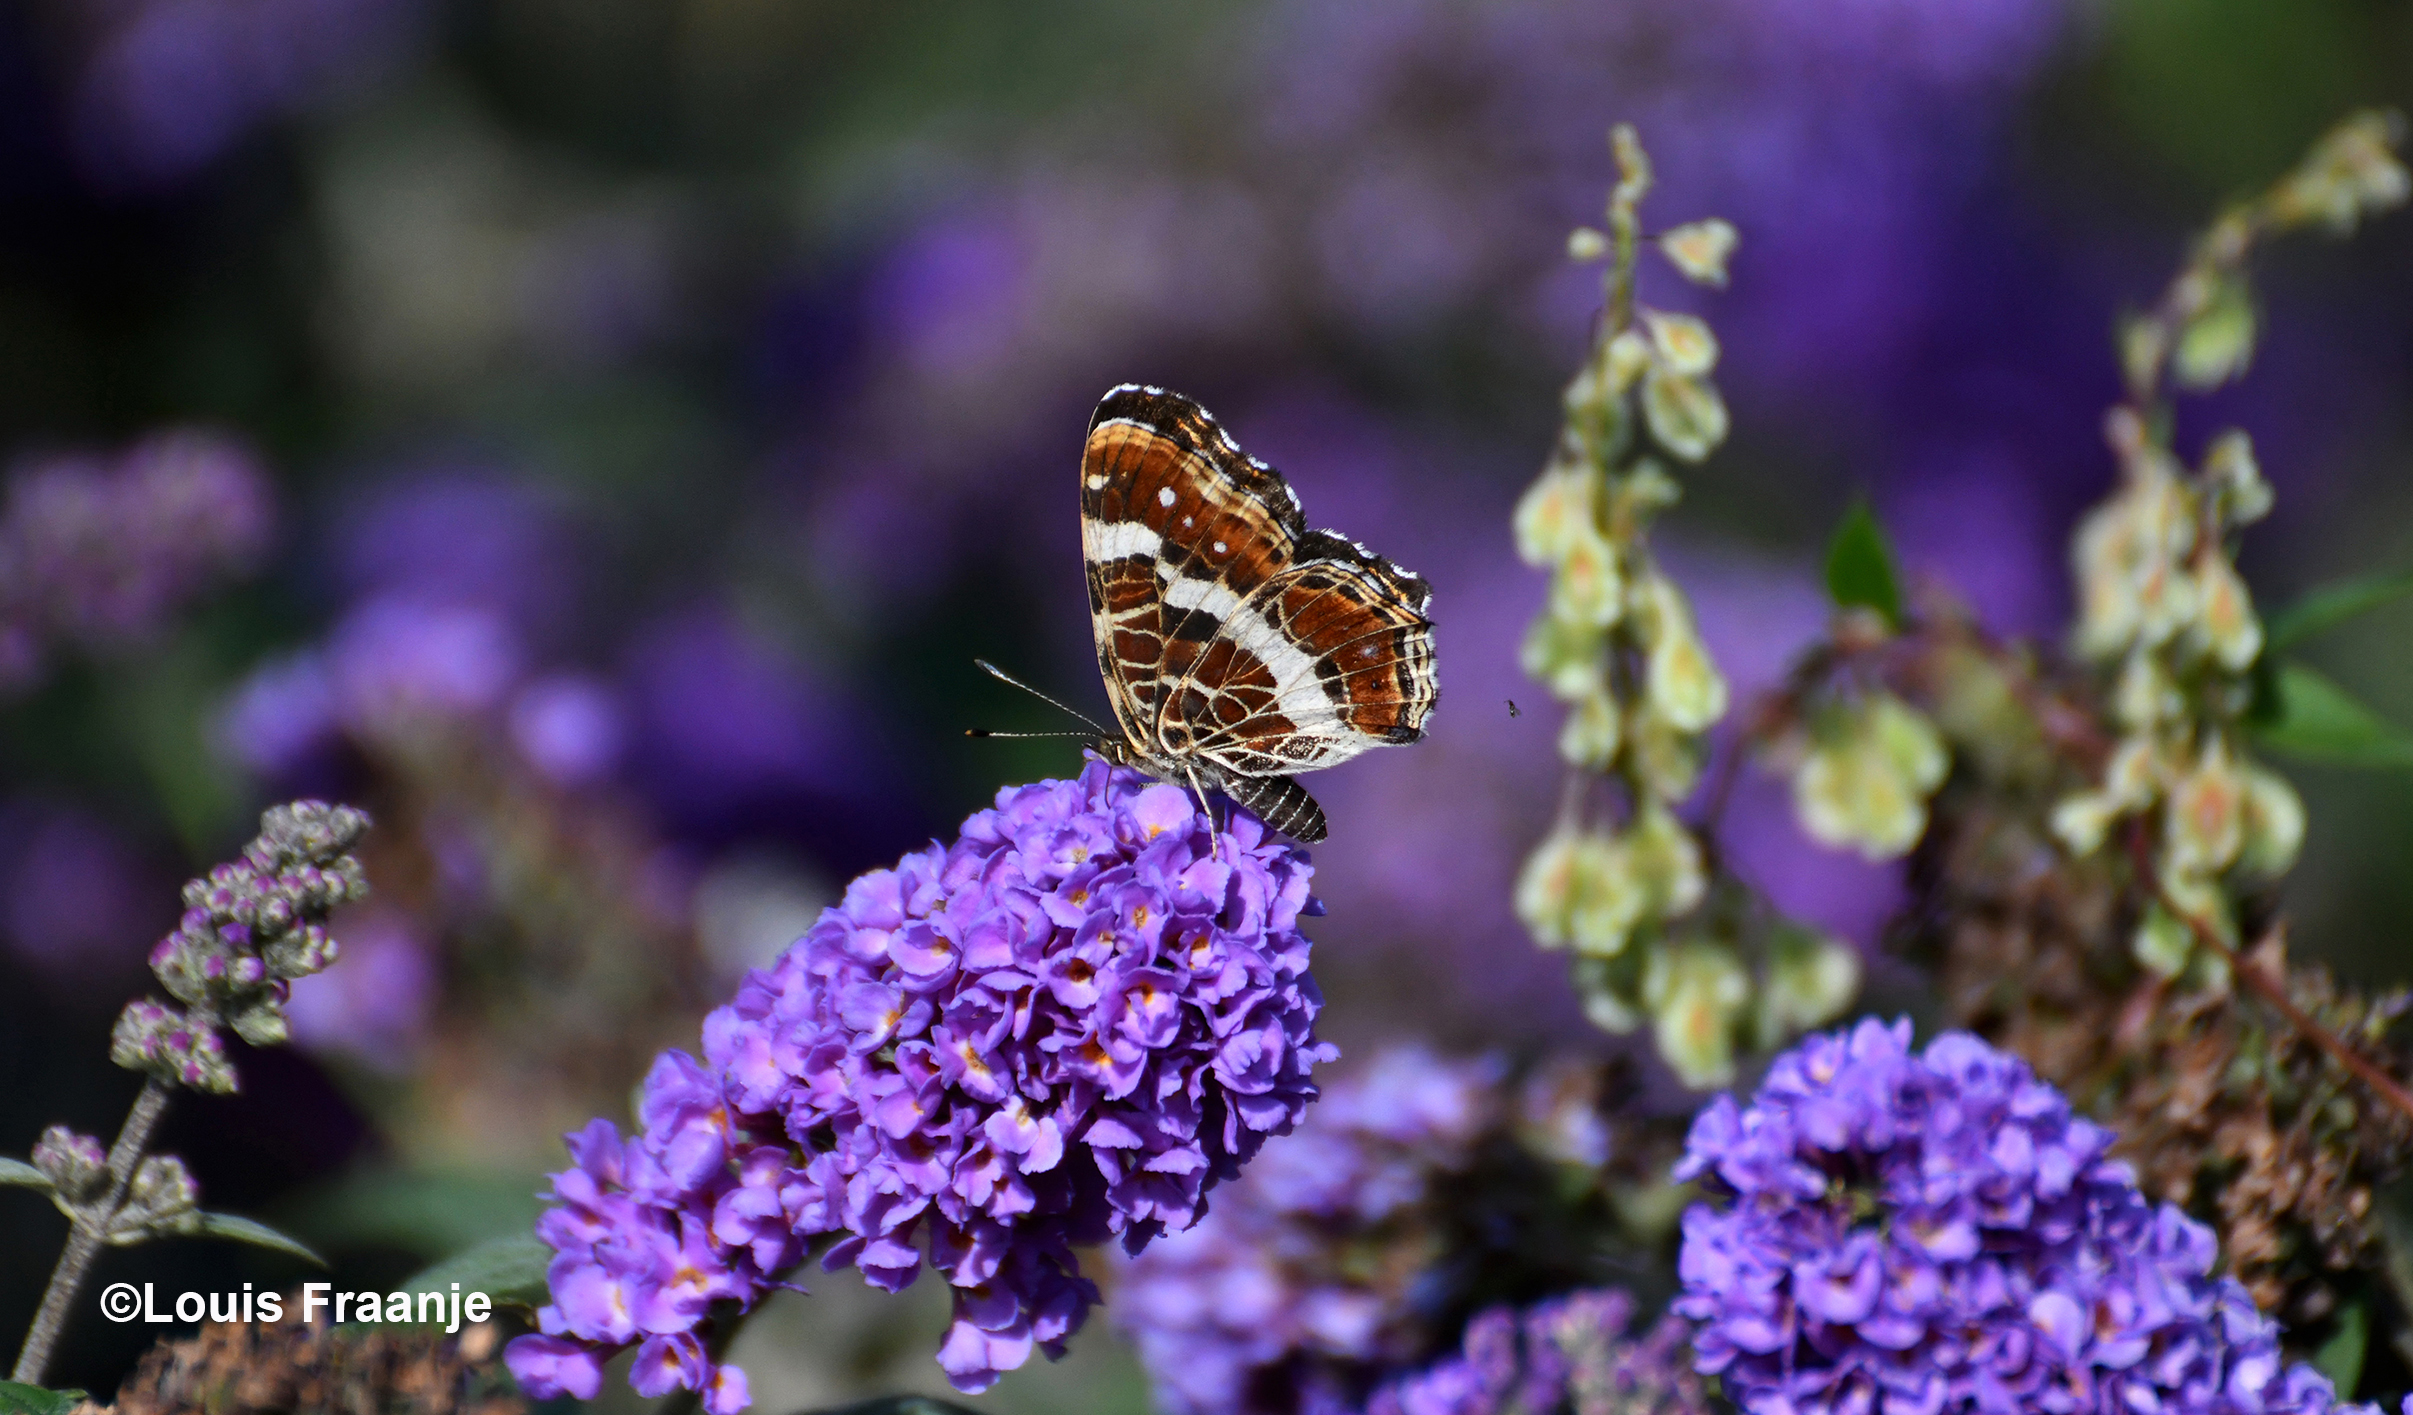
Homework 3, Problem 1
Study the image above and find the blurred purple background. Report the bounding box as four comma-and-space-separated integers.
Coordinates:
3, 0, 2412, 1405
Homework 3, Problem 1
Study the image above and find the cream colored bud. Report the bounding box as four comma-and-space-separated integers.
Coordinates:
2171, 277, 2256, 391
2072, 502, 2143, 659
1563, 359, 1613, 419
1520, 612, 1606, 703
2133, 901, 2196, 978
2189, 553, 2261, 673
2072, 466, 2199, 662
2162, 738, 2246, 878
2112, 653, 2184, 732
2200, 430, 2272, 525
2236, 762, 2306, 878
1641, 368, 1728, 463
1756, 929, 1862, 1048
2049, 791, 2120, 859
1558, 688, 1623, 769
1605, 330, 1653, 395
2051, 735, 2160, 856
1513, 460, 1592, 568
1626, 804, 1706, 920
1643, 310, 1720, 377
1550, 518, 1625, 628
1514, 824, 1584, 949
1567, 226, 1611, 262
1606, 460, 1682, 541
1629, 708, 1704, 804
1638, 576, 1727, 733
1567, 831, 1646, 959
1792, 694, 1949, 861
2162, 869, 2236, 945
2104, 733, 2164, 806
2278, 111, 2411, 232
1657, 219, 1737, 288
1642, 940, 1749, 1088
2119, 316, 2169, 397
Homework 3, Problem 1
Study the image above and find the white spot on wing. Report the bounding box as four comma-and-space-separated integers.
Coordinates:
1086, 475, 1107, 491
1158, 486, 1176, 508
1213, 541, 1227, 554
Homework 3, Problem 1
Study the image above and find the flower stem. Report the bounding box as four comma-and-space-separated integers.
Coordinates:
12, 1079, 174, 1386
2125, 829, 2413, 1128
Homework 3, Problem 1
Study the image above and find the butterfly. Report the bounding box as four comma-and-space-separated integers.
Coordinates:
1074, 384, 1439, 843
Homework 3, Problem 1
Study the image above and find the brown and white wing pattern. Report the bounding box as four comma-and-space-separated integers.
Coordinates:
1077, 383, 1438, 840
1079, 384, 1308, 751
1183, 540, 1436, 776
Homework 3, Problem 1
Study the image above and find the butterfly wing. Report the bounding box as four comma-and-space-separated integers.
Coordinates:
1079, 383, 1437, 835
1175, 534, 1438, 776
1079, 384, 1311, 754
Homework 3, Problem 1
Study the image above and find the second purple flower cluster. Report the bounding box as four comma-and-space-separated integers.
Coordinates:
1674, 1018, 2383, 1415
506, 757, 1334, 1409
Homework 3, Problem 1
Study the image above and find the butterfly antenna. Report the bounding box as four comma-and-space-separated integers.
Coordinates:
972, 659, 1110, 735
965, 729, 1093, 739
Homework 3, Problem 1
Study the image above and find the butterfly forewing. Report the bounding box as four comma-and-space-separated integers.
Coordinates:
1078, 383, 1438, 839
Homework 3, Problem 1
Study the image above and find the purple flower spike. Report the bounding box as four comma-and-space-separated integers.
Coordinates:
507, 757, 1333, 1408
1674, 1019, 2389, 1415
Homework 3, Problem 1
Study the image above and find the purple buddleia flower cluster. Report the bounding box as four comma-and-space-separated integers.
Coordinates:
506, 757, 1333, 1410
1367, 1288, 1711, 1415
1115, 1045, 1503, 1415
0, 430, 273, 691
1673, 1018, 2388, 1415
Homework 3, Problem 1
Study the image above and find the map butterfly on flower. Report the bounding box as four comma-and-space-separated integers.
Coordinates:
1078, 384, 1438, 843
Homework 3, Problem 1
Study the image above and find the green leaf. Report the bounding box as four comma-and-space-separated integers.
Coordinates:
195, 1212, 327, 1266
400, 1234, 553, 1307
2248, 661, 2413, 767
2313, 1301, 2368, 1396
0, 1382, 88, 1415
796, 1390, 994, 1400
2265, 566, 2413, 650
285, 1165, 548, 1259
0, 1158, 53, 1191
1824, 501, 1904, 628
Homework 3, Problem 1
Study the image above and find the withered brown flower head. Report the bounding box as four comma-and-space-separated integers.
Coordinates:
92, 1301, 524, 1415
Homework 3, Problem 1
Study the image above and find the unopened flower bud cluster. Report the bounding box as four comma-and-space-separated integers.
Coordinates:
1511, 127, 1856, 1090
28, 1123, 202, 1244
2050, 414, 2301, 979
111, 801, 371, 1093
1783, 664, 1950, 865
2049, 118, 2410, 988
